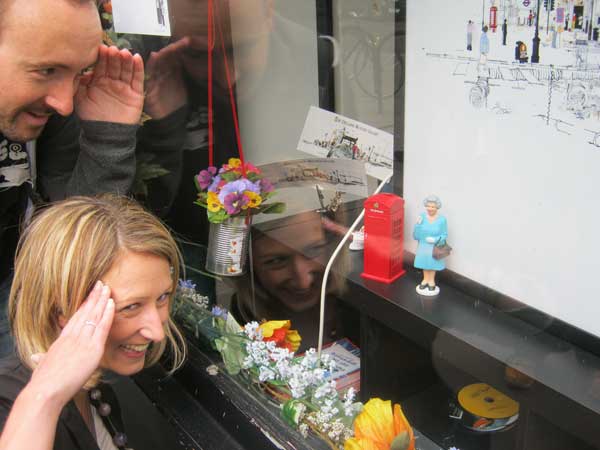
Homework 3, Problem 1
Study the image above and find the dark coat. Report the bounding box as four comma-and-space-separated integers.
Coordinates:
0, 355, 125, 450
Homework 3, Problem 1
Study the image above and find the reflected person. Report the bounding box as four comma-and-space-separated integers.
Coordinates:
231, 210, 351, 351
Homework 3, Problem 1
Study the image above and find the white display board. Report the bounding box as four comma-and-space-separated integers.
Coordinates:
405, 1, 600, 338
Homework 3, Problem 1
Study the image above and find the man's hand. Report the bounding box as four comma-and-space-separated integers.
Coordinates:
75, 45, 144, 125
144, 39, 189, 120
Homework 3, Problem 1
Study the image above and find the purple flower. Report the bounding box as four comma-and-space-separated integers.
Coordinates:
260, 178, 274, 193
223, 192, 249, 215
178, 279, 197, 290
208, 175, 222, 193
211, 305, 229, 320
218, 179, 257, 204
197, 168, 216, 190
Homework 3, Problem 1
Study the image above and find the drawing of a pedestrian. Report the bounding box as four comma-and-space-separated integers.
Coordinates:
528, 10, 533, 26
467, 20, 475, 51
502, 19, 507, 46
480, 25, 489, 59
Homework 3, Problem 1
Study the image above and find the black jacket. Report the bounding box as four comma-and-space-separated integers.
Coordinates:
0, 355, 126, 450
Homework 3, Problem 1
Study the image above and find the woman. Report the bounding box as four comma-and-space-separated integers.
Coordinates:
413, 195, 448, 296
0, 194, 186, 450
231, 210, 353, 351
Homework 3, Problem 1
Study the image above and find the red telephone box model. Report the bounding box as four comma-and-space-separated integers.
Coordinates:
489, 6, 498, 32
361, 193, 406, 284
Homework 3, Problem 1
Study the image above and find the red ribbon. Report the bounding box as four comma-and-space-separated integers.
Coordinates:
207, 0, 246, 177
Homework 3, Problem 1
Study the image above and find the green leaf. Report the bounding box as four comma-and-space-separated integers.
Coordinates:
261, 202, 286, 214
247, 172, 260, 182
214, 334, 249, 375
282, 399, 304, 427
207, 209, 229, 223
220, 172, 239, 182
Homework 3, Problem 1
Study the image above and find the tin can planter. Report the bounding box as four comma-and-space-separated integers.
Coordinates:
205, 216, 251, 276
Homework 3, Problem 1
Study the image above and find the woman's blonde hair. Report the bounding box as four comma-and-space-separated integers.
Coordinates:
8, 194, 186, 385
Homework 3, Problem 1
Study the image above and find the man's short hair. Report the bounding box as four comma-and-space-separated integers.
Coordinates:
0, 0, 98, 36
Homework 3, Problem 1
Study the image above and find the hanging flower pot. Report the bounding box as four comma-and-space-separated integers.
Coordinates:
195, 158, 285, 277
205, 215, 251, 276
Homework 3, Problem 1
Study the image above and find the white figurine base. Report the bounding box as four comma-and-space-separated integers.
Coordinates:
349, 231, 364, 251
416, 284, 440, 296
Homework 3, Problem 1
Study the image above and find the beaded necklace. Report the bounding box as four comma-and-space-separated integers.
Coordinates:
88, 388, 131, 450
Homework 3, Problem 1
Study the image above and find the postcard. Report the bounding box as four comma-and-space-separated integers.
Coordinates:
112, 0, 171, 37
297, 106, 393, 180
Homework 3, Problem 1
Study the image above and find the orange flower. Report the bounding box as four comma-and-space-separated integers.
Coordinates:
345, 399, 414, 450
259, 320, 301, 352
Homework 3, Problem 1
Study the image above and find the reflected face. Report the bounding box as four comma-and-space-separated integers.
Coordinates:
170, 0, 272, 85
100, 251, 172, 376
0, 0, 100, 141
252, 215, 329, 313
425, 202, 439, 217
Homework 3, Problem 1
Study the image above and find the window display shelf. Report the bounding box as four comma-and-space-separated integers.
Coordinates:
340, 251, 600, 450
134, 339, 443, 450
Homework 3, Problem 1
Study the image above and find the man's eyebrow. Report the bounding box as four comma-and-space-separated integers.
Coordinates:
27, 60, 97, 71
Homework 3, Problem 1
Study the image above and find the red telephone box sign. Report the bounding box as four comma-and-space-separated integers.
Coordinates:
490, 6, 498, 32
361, 193, 406, 284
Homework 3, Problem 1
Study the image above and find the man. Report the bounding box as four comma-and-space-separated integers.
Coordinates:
0, 0, 145, 357
502, 19, 508, 46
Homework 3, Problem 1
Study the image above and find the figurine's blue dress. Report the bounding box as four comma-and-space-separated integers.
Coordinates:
413, 213, 448, 271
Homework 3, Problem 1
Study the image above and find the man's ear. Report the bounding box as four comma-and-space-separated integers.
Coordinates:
58, 314, 67, 329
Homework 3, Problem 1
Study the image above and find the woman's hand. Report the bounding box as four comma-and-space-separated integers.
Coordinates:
28, 281, 114, 405
0, 282, 114, 450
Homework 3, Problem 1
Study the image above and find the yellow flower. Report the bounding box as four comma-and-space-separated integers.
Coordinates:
207, 191, 222, 212
345, 399, 414, 450
245, 191, 262, 209
228, 158, 242, 168
259, 320, 302, 352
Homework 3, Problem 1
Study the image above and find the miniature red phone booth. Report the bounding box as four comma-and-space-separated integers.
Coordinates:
490, 6, 498, 32
361, 193, 405, 283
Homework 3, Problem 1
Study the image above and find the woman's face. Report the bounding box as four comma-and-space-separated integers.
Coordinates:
252, 215, 328, 313
99, 251, 172, 376
425, 202, 439, 217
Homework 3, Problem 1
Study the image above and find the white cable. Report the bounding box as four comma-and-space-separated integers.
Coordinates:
317, 173, 393, 357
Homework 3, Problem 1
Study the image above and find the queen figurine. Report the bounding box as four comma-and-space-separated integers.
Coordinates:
413, 195, 448, 296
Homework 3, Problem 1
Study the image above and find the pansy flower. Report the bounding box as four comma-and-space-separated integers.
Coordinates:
223, 192, 249, 215
260, 178, 274, 193
208, 175, 222, 193
218, 179, 258, 204
197, 166, 217, 190
207, 191, 222, 212
245, 191, 262, 208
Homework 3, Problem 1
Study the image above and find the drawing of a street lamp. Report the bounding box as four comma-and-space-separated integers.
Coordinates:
532, 0, 541, 62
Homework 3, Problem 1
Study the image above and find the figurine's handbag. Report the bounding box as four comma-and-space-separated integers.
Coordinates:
432, 238, 452, 260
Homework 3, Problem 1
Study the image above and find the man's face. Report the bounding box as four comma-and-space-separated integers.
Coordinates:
0, 0, 101, 141
170, 0, 272, 86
